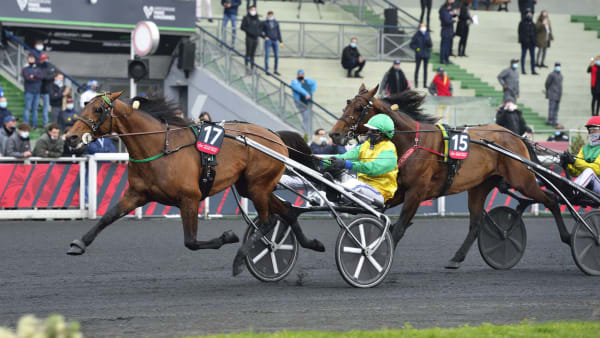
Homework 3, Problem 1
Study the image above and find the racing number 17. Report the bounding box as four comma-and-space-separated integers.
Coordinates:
202, 125, 223, 145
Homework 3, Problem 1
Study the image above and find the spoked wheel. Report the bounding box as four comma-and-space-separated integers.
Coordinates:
478, 206, 527, 270
335, 217, 393, 288
244, 216, 299, 282
571, 210, 600, 276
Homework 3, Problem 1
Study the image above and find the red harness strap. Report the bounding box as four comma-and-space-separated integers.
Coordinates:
397, 121, 444, 168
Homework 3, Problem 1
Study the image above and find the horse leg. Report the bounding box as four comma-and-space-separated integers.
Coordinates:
269, 194, 325, 252
67, 189, 146, 255
180, 198, 240, 251
446, 180, 495, 269
391, 190, 421, 247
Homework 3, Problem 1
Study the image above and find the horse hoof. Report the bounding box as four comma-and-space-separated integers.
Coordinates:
312, 239, 326, 252
221, 230, 240, 244
232, 253, 246, 276
67, 239, 86, 255
445, 260, 461, 269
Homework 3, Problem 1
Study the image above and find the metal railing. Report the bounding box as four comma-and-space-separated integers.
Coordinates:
194, 25, 339, 135
0, 30, 85, 105
199, 19, 417, 61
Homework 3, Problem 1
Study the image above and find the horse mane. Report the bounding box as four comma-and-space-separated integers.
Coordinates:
277, 130, 319, 170
130, 95, 191, 126
380, 90, 438, 124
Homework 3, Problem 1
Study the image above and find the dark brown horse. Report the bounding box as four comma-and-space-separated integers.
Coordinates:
329, 85, 571, 268
64, 92, 324, 275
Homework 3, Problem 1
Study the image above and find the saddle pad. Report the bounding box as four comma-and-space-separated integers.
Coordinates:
196, 123, 224, 155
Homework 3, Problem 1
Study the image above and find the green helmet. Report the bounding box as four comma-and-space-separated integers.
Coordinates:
364, 114, 395, 138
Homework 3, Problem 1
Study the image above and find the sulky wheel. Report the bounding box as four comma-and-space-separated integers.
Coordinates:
244, 216, 299, 282
478, 206, 527, 270
571, 210, 600, 276
335, 217, 394, 288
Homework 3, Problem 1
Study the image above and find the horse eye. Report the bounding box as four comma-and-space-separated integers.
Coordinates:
95, 107, 103, 114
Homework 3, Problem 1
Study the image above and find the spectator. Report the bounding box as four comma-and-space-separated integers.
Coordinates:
58, 97, 79, 131
39, 53, 56, 127
85, 136, 116, 155
498, 59, 520, 103
419, 0, 432, 32
61, 127, 80, 157
310, 129, 344, 155
455, 0, 472, 57
495, 101, 532, 136
518, 0, 536, 18
410, 23, 432, 88
196, 0, 213, 22
535, 10, 553, 68
341, 37, 366, 78
587, 56, 600, 116
544, 62, 563, 127
0, 96, 13, 124
379, 60, 409, 97
33, 40, 44, 55
22, 53, 43, 128
241, 6, 261, 69
428, 67, 453, 96
0, 115, 17, 155
49, 72, 70, 123
472, 0, 490, 10
439, 0, 457, 65
291, 69, 317, 136
262, 11, 282, 76
33, 123, 63, 158
5, 122, 32, 158
221, 0, 241, 46
199, 112, 212, 122
518, 9, 537, 75
80, 80, 98, 109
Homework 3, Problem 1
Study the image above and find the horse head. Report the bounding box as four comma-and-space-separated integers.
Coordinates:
65, 91, 123, 150
329, 84, 379, 146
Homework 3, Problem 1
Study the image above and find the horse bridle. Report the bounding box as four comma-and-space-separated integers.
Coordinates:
338, 93, 373, 141
75, 94, 115, 137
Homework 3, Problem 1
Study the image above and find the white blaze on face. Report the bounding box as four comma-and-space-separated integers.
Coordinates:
82, 133, 93, 145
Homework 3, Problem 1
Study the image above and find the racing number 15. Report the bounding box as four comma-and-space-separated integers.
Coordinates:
202, 125, 223, 145
451, 134, 468, 152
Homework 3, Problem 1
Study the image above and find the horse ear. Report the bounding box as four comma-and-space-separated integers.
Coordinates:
367, 84, 379, 98
358, 83, 366, 93
109, 91, 123, 101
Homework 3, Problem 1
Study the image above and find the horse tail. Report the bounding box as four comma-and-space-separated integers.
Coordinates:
277, 130, 319, 170
381, 90, 437, 123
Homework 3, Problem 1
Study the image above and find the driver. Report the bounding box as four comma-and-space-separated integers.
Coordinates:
327, 114, 398, 205
561, 116, 600, 194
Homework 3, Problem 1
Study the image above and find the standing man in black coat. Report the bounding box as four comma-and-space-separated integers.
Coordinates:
241, 6, 261, 69
409, 23, 432, 88
455, 0, 472, 57
341, 37, 366, 78
518, 0, 537, 18
439, 0, 457, 65
419, 0, 432, 32
379, 60, 409, 97
518, 9, 538, 75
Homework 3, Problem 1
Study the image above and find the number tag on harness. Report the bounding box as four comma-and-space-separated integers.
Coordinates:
449, 132, 470, 160
196, 124, 224, 155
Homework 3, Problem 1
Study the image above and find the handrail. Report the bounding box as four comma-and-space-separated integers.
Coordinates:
197, 17, 416, 31
4, 30, 85, 90
196, 24, 337, 120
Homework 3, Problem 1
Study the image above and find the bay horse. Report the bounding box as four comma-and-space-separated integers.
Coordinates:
64, 92, 324, 275
329, 84, 571, 268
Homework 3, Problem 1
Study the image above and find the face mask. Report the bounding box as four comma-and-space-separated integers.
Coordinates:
350, 42, 357, 48
8, 126, 15, 131
19, 131, 29, 139
555, 66, 561, 72
0, 102, 6, 109
596, 60, 600, 66
249, 10, 256, 15
367, 132, 380, 148
267, 16, 274, 21
297, 76, 304, 81
420, 27, 427, 33
590, 133, 600, 146
319, 137, 327, 144
66, 104, 74, 110
55, 80, 63, 86
512, 63, 518, 69
35, 45, 43, 51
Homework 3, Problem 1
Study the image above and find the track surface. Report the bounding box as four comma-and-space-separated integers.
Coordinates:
1, 217, 599, 337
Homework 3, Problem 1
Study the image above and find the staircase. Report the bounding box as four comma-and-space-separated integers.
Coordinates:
571, 16, 600, 38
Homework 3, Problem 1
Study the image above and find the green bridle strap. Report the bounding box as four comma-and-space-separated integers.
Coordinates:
129, 152, 165, 163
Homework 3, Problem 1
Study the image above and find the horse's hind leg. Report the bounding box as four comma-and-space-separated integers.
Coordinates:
180, 198, 240, 251
269, 194, 325, 252
67, 189, 146, 255
446, 179, 496, 269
